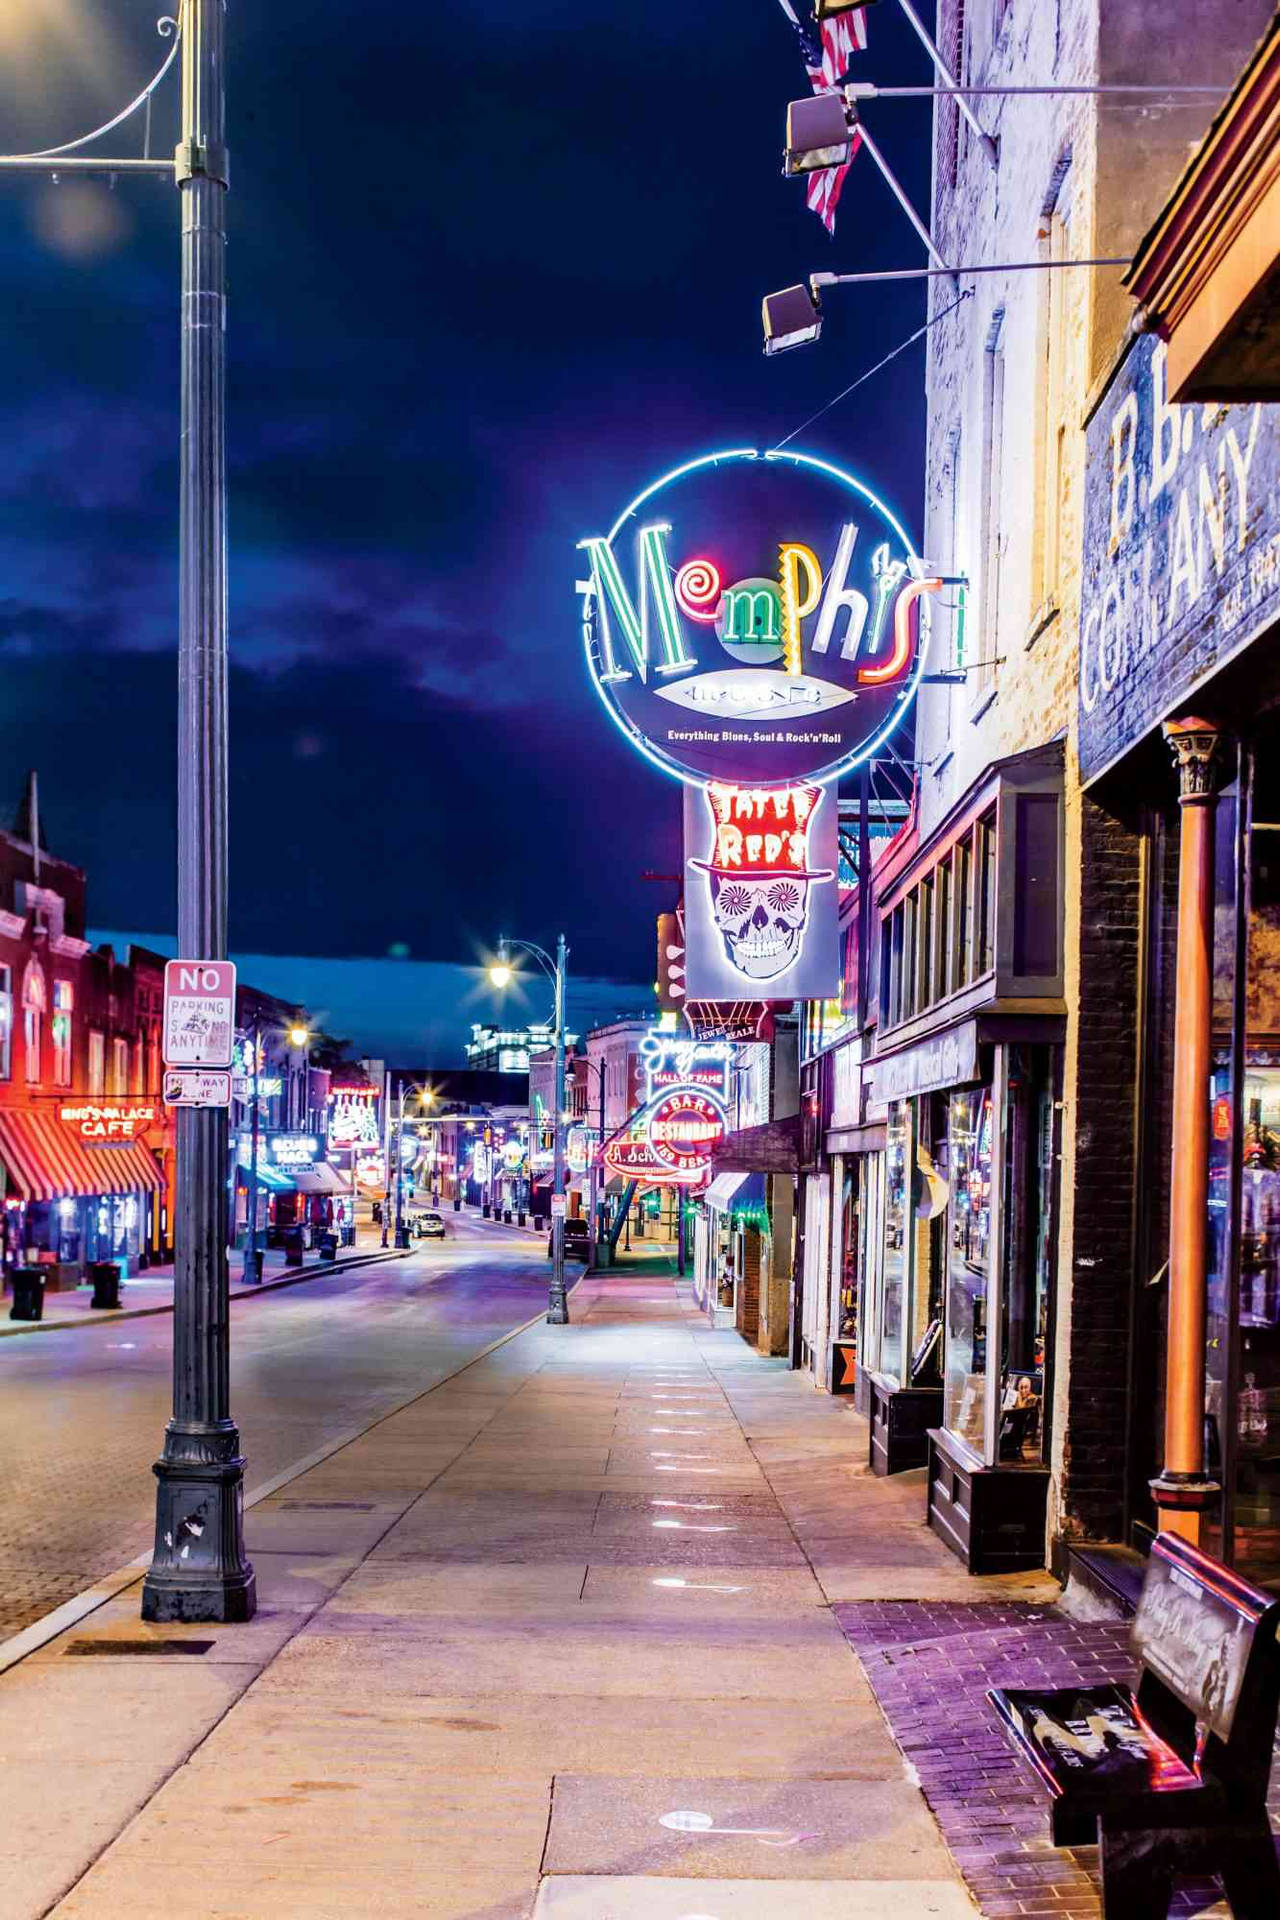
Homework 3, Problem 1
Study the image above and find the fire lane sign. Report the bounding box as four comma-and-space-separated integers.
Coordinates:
163, 1069, 233, 1110
163, 960, 237, 1069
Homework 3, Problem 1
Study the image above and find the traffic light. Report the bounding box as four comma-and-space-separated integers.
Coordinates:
656, 909, 686, 1014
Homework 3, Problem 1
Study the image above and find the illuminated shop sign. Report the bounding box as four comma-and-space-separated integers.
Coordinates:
683, 779, 840, 1000
59, 1101, 156, 1143
265, 1133, 322, 1168
639, 1034, 735, 1105
327, 1087, 380, 1149
604, 1088, 727, 1189
577, 447, 935, 788
355, 1153, 386, 1190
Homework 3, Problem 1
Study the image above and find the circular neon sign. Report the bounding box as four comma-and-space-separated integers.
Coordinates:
577, 448, 935, 788
646, 1088, 727, 1178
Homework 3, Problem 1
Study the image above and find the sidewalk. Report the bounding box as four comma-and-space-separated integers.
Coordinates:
0, 1223, 404, 1334
0, 1260, 1115, 1920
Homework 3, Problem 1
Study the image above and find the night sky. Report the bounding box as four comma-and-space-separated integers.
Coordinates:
0, 1, 933, 983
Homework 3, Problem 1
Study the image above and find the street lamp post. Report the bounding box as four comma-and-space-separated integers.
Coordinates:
491, 934, 570, 1324
242, 1017, 308, 1285
0, 4, 247, 1618
145, 0, 251, 1622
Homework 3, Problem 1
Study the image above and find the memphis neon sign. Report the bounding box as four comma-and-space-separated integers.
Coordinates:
578, 448, 937, 788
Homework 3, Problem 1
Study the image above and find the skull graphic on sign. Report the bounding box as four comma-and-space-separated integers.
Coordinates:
691, 784, 834, 982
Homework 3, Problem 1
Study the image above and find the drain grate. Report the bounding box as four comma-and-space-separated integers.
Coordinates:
66, 1638, 215, 1657
279, 1501, 376, 1511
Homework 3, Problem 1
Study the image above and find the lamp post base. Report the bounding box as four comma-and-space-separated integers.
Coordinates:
547, 1275, 569, 1324
141, 1420, 256, 1623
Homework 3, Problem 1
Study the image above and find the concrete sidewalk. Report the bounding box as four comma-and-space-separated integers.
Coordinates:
0, 1261, 1052, 1919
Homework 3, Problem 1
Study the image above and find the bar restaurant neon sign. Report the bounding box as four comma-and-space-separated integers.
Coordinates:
578, 448, 937, 786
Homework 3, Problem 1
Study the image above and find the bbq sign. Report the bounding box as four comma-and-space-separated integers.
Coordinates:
578, 448, 935, 787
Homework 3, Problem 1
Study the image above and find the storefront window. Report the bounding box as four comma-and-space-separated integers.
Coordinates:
838, 1161, 858, 1338
941, 1085, 992, 1452
997, 1047, 1054, 1464
1204, 767, 1243, 1558
879, 1102, 913, 1382
1232, 745, 1280, 1586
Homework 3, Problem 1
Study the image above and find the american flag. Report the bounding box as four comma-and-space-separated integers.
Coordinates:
780, 3, 868, 234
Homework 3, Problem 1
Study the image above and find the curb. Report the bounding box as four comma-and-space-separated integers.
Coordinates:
0, 1246, 413, 1339
0, 1271, 585, 1678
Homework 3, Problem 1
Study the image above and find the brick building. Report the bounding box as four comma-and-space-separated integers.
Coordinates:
0, 775, 168, 1280
803, 0, 1279, 1581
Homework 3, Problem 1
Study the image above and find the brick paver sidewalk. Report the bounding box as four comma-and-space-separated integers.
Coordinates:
836, 1600, 1280, 1918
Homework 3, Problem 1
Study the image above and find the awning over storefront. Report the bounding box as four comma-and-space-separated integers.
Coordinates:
290, 1163, 351, 1196
709, 1116, 799, 1177
704, 1171, 767, 1215
0, 1112, 164, 1201
243, 1160, 292, 1192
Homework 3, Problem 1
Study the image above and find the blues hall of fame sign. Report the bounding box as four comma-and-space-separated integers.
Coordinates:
577, 447, 935, 788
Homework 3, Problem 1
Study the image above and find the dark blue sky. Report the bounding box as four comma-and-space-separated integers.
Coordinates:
0, 0, 933, 979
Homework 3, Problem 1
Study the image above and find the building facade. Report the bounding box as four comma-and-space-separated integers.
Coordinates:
801, 0, 1279, 1582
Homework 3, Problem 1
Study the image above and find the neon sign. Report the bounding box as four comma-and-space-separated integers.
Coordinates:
59, 1101, 156, 1143
639, 1033, 735, 1105
578, 448, 937, 787
327, 1088, 380, 1150
603, 1086, 727, 1190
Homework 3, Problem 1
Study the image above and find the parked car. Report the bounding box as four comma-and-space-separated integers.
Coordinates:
548, 1216, 590, 1261
415, 1210, 447, 1239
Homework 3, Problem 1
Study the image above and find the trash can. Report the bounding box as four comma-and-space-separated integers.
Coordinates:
283, 1228, 306, 1267
502, 1209, 512, 1225
453, 1197, 461, 1212
318, 1231, 339, 1262
517, 1212, 526, 1228
89, 1261, 121, 1310
242, 1248, 264, 1286
482, 1203, 491, 1219
9, 1266, 44, 1322
394, 1225, 412, 1249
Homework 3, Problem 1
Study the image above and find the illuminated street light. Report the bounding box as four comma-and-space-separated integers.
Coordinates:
783, 92, 855, 175
763, 283, 824, 355
288, 1024, 310, 1049
491, 931, 571, 1323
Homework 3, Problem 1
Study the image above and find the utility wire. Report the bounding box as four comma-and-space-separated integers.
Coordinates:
771, 285, 973, 451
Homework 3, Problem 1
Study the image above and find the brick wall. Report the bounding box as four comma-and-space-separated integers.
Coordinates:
736, 1228, 761, 1346
1053, 796, 1143, 1541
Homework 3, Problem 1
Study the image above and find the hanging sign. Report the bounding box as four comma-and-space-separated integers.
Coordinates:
639, 1033, 735, 1105
577, 447, 935, 788
604, 1088, 727, 1189
327, 1087, 380, 1149
683, 779, 840, 1001
163, 960, 237, 1068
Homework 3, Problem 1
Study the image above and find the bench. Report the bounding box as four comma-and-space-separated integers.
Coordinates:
990, 1532, 1280, 1918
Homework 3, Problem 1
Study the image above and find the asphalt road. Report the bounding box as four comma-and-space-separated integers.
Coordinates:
0, 1215, 556, 1641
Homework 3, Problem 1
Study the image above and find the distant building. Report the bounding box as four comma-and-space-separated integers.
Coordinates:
465, 1021, 577, 1074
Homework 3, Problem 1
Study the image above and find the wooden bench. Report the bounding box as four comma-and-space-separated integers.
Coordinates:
990, 1532, 1280, 1917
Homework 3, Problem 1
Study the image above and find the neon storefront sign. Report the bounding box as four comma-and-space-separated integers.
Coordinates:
604, 1086, 727, 1189
578, 448, 937, 787
59, 1101, 156, 1143
639, 1034, 735, 1105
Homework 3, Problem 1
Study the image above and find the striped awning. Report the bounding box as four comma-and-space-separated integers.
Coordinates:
0, 1112, 165, 1202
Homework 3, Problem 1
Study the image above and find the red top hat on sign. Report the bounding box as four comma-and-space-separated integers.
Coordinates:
691, 783, 834, 881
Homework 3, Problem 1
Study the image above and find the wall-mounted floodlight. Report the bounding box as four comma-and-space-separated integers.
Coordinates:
762, 283, 823, 355
784, 93, 855, 174
813, 0, 877, 19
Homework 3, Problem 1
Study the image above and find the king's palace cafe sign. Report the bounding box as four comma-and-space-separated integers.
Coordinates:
1079, 335, 1280, 783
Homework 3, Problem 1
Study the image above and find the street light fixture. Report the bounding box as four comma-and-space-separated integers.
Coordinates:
490, 933, 571, 1324
784, 92, 856, 175
763, 283, 824, 355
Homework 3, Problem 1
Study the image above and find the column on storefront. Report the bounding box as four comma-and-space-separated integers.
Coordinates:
860, 747, 1064, 1572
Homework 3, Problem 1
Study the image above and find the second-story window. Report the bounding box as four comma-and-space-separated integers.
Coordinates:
976, 312, 1006, 702
88, 1030, 106, 1095
52, 980, 74, 1087
1032, 199, 1071, 619
111, 1036, 130, 1095
941, 0, 967, 192
22, 960, 46, 1086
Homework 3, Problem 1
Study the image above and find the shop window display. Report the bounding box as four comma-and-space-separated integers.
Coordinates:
879, 1102, 912, 1382
941, 1086, 992, 1450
